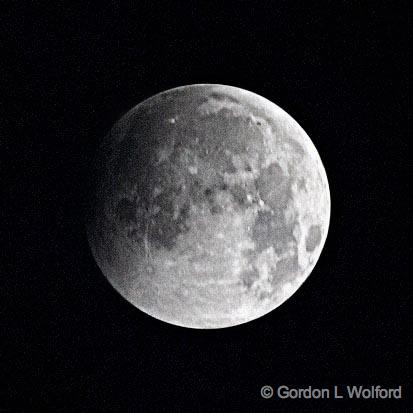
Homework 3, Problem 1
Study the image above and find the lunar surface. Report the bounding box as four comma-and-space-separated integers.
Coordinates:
86, 84, 330, 329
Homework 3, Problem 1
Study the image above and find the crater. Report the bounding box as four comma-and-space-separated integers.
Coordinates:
305, 225, 322, 252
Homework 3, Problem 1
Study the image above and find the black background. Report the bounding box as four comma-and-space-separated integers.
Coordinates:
3, 1, 411, 411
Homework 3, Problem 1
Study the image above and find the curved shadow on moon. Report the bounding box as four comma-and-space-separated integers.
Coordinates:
86, 84, 331, 329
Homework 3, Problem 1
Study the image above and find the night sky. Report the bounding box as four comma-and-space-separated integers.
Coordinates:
3, 2, 410, 411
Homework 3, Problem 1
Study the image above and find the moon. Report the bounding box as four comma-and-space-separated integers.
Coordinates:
86, 84, 330, 329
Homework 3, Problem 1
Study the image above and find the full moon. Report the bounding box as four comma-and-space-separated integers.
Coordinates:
86, 84, 330, 329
